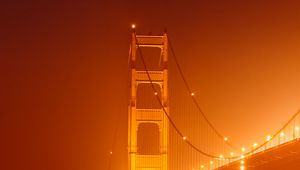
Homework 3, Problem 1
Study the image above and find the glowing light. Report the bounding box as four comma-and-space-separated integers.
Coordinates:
253, 142, 258, 148
191, 92, 195, 96
110, 151, 113, 155
240, 160, 245, 164
280, 132, 285, 137
131, 24, 136, 29
295, 126, 299, 131
224, 137, 228, 141
154, 92, 158, 96
200, 165, 204, 169
230, 152, 234, 156
266, 135, 272, 141
219, 154, 224, 159
241, 147, 246, 152
241, 155, 245, 159
210, 161, 214, 165
240, 165, 245, 170
183, 136, 187, 140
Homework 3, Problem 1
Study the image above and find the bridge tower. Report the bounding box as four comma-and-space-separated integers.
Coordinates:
128, 29, 169, 170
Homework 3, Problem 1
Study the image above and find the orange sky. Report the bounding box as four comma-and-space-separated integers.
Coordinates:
1, 0, 300, 170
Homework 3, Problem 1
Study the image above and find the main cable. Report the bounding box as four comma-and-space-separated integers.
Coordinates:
130, 29, 300, 164
167, 35, 238, 151
242, 110, 300, 157
134, 32, 221, 159
167, 34, 300, 159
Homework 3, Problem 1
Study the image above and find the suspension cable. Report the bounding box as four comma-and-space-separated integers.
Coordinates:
134, 32, 221, 159
167, 34, 300, 159
242, 110, 300, 158
132, 30, 300, 160
167, 35, 238, 150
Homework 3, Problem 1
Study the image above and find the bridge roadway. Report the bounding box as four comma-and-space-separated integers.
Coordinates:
219, 139, 300, 170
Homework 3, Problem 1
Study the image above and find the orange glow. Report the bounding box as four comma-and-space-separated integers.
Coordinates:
5, 1, 300, 170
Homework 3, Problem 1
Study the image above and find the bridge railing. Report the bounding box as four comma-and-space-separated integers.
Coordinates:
212, 111, 300, 170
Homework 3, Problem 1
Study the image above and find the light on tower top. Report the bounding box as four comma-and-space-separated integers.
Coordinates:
131, 24, 136, 29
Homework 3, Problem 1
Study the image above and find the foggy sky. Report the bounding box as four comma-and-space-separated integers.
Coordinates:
1, 0, 300, 170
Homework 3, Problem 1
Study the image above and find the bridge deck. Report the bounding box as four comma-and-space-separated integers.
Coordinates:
219, 139, 300, 170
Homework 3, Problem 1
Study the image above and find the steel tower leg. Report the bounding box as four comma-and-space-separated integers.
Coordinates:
128, 30, 169, 170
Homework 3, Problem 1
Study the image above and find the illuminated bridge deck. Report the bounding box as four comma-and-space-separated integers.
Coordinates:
219, 139, 300, 170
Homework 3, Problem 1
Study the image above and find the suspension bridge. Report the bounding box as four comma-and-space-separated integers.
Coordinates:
126, 26, 300, 170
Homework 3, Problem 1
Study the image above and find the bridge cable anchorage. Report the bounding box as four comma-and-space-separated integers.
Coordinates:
167, 35, 238, 151
134, 33, 221, 159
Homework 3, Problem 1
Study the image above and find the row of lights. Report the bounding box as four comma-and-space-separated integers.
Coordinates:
152, 92, 195, 96
190, 126, 300, 170
159, 91, 300, 170
194, 160, 245, 170
151, 89, 300, 169
240, 159, 245, 170
132, 25, 300, 170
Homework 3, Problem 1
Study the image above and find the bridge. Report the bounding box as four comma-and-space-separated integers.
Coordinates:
219, 139, 300, 170
124, 26, 300, 170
